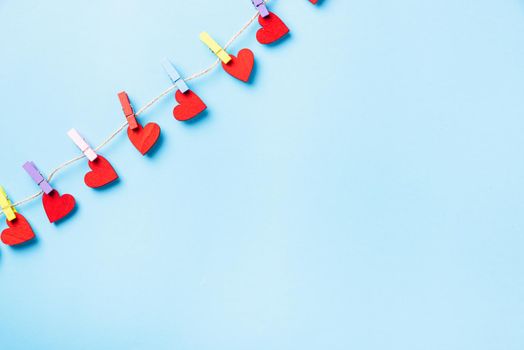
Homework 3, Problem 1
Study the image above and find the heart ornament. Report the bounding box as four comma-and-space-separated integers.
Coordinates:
256, 12, 290, 45
222, 49, 255, 82
1, 213, 35, 246
84, 155, 119, 188
42, 190, 76, 223
173, 90, 207, 121
127, 122, 161, 155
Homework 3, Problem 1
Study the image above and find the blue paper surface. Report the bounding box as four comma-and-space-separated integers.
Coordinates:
1, 0, 524, 349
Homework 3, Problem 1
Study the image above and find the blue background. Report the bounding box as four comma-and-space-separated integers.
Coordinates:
1, 0, 524, 349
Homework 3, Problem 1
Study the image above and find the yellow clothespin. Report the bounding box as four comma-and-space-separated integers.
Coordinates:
199, 32, 232, 64
0, 186, 17, 221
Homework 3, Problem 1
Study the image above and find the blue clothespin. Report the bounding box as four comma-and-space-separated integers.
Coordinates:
252, 0, 269, 17
162, 59, 189, 94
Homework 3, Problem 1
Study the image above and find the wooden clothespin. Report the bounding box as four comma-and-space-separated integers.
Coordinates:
22, 161, 53, 194
67, 128, 98, 161
118, 91, 139, 130
252, 0, 269, 17
162, 59, 189, 93
199, 32, 232, 64
0, 186, 17, 221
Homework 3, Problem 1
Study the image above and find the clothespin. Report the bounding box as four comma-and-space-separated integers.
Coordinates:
67, 129, 98, 161
22, 161, 53, 194
162, 59, 189, 94
199, 32, 232, 64
252, 0, 269, 17
0, 186, 17, 221
118, 91, 139, 130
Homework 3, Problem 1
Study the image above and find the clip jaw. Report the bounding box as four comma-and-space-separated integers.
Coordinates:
252, 0, 269, 17
162, 59, 189, 93
199, 32, 232, 64
22, 161, 53, 194
0, 186, 17, 221
118, 91, 139, 130
67, 129, 98, 161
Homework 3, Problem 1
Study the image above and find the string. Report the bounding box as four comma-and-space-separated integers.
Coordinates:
0, 6, 264, 217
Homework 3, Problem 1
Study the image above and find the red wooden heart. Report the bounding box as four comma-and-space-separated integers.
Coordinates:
127, 122, 161, 155
1, 214, 35, 246
42, 190, 76, 223
222, 48, 255, 82
256, 12, 290, 45
84, 155, 119, 188
173, 90, 207, 121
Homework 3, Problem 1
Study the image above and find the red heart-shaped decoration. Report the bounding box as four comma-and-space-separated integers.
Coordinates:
127, 122, 161, 155
173, 90, 207, 121
84, 155, 119, 188
1, 214, 35, 246
42, 190, 76, 223
222, 48, 255, 82
256, 12, 290, 45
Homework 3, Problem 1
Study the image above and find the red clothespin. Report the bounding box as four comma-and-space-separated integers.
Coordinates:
118, 91, 138, 130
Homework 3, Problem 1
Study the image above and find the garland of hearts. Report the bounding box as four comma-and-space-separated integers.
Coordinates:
0, 0, 319, 247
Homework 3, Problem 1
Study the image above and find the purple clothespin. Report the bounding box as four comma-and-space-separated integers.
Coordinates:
252, 0, 269, 17
23, 161, 53, 194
